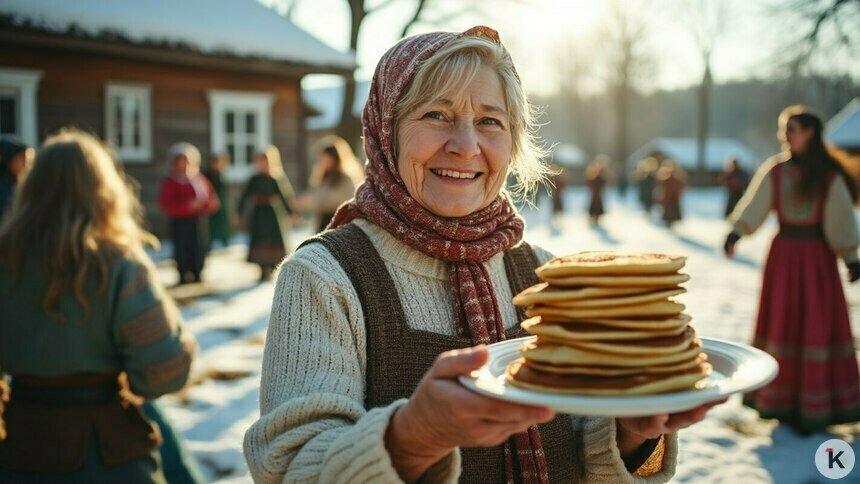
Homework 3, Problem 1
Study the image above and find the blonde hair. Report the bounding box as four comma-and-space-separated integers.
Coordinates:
658, 159, 687, 181
257, 144, 286, 180
168, 141, 201, 175
636, 157, 659, 177
586, 155, 611, 181
0, 128, 158, 321
392, 35, 550, 202
309, 135, 364, 188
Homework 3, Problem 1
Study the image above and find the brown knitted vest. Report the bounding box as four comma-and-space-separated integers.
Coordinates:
301, 223, 582, 483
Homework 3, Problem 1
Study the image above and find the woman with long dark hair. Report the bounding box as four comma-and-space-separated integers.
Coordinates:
306, 136, 362, 233
725, 105, 860, 433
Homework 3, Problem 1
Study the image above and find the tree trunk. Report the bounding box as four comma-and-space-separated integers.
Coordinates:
338, 0, 365, 149
614, 44, 631, 195
696, 62, 712, 181
615, 82, 629, 194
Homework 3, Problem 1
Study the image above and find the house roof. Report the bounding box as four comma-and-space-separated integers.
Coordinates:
0, 0, 355, 71
626, 137, 759, 171
303, 80, 371, 131
826, 98, 860, 149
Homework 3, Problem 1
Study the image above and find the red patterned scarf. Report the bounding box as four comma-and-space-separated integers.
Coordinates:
329, 26, 548, 484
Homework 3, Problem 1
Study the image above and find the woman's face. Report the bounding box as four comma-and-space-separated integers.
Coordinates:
256, 154, 271, 174
211, 156, 225, 172
7, 150, 31, 179
316, 151, 336, 172
781, 118, 814, 155
396, 65, 512, 218
173, 155, 189, 174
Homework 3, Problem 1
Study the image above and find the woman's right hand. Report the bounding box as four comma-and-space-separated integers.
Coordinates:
723, 232, 741, 258
847, 261, 860, 283
384, 346, 555, 482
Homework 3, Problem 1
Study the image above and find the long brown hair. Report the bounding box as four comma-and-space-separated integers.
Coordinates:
308, 135, 363, 188
779, 105, 858, 203
0, 129, 158, 321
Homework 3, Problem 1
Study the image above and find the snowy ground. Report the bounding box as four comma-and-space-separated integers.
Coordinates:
156, 188, 860, 483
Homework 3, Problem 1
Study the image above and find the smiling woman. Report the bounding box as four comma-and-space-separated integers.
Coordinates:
242, 26, 711, 484
392, 35, 548, 210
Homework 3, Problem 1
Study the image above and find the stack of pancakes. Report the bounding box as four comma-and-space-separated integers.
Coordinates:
505, 251, 711, 396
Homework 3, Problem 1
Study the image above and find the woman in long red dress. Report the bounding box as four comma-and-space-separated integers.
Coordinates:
724, 105, 860, 433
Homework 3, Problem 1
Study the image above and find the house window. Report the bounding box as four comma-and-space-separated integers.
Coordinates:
0, 67, 42, 146
105, 83, 152, 162
207, 90, 273, 179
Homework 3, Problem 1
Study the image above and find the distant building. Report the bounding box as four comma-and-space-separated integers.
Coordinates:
551, 144, 587, 168
626, 137, 758, 185
547, 143, 587, 185
827, 98, 860, 154
0, 0, 354, 233
303, 80, 370, 158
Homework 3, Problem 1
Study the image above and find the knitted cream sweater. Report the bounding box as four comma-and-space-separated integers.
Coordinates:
243, 219, 679, 483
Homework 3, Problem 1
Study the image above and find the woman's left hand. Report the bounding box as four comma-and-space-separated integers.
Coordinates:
615, 398, 728, 459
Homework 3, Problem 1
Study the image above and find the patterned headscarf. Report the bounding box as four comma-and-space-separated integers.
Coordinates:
329, 26, 548, 484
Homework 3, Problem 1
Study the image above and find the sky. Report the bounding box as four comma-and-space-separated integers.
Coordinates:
258, 0, 857, 96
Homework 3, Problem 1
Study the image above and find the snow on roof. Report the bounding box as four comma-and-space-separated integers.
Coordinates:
550, 143, 587, 168
303, 81, 371, 131
826, 98, 860, 149
627, 137, 759, 171
0, 0, 355, 70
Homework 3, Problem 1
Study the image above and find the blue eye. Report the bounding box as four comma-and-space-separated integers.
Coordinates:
422, 111, 446, 121
480, 117, 503, 127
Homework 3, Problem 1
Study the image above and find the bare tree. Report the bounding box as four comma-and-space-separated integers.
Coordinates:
598, 0, 655, 193
553, 34, 599, 156
277, 0, 529, 147
779, 0, 860, 77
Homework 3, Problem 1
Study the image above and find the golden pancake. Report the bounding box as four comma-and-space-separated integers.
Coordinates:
520, 339, 704, 367
561, 326, 696, 356
526, 300, 685, 320
513, 283, 651, 306
541, 273, 691, 288
525, 353, 708, 376
537, 252, 686, 278
507, 358, 711, 395
539, 288, 686, 309
556, 313, 691, 330
522, 317, 689, 341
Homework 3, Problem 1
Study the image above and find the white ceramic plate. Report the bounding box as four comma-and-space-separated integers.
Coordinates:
458, 336, 778, 417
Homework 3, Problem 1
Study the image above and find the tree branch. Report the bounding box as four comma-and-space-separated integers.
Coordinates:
805, 0, 849, 42
400, 0, 428, 38
421, 4, 480, 27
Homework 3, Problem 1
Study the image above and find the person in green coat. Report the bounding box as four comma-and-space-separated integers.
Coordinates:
203, 153, 231, 248
0, 129, 199, 482
238, 145, 295, 280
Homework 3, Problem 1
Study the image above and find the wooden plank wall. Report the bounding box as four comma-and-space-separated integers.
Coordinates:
0, 45, 307, 235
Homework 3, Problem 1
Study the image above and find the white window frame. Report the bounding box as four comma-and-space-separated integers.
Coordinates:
104, 83, 152, 162
0, 67, 42, 146
207, 89, 274, 181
